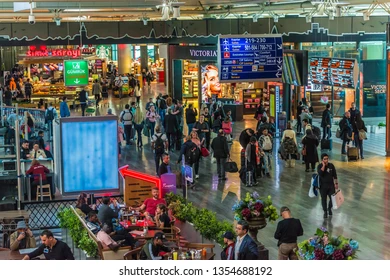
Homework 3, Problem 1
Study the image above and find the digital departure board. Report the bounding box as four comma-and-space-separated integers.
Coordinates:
218, 35, 283, 83
309, 57, 358, 88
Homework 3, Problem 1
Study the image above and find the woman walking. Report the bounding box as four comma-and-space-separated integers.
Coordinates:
190, 131, 203, 179
185, 103, 197, 135
302, 129, 319, 172
146, 105, 159, 138
133, 106, 145, 148
281, 122, 298, 167
355, 114, 367, 159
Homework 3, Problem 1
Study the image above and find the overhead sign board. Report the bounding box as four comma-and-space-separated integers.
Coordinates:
218, 35, 284, 83
309, 57, 359, 88
64, 60, 89, 86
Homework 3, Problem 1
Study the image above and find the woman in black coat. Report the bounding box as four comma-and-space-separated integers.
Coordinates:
355, 114, 367, 159
302, 129, 319, 172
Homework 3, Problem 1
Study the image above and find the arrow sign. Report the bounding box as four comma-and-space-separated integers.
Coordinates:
277, 44, 283, 50
277, 58, 283, 64
74, 79, 80, 84
276, 72, 282, 78
277, 65, 282, 71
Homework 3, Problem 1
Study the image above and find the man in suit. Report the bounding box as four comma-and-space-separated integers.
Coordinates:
234, 220, 259, 260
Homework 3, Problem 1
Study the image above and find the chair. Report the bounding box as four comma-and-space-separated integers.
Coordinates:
123, 246, 142, 260
36, 184, 52, 200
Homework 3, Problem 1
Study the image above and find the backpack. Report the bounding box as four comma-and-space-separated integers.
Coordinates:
46, 108, 54, 122
312, 125, 322, 140
154, 134, 165, 154
262, 136, 272, 151
185, 142, 200, 165
159, 98, 167, 110
120, 111, 133, 123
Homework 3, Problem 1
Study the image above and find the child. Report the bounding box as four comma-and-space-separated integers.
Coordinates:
222, 116, 232, 142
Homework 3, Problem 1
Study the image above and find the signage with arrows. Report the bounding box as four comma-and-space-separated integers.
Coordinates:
218, 35, 284, 83
64, 60, 89, 87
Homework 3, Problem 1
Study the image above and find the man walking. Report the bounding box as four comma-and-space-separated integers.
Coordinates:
274, 206, 304, 260
211, 129, 230, 180
339, 111, 352, 155
234, 220, 258, 260
115, 75, 124, 99
321, 104, 332, 140
79, 86, 88, 116
317, 153, 338, 218
119, 104, 134, 146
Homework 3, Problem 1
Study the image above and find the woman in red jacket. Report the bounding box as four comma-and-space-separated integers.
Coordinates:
26, 160, 50, 200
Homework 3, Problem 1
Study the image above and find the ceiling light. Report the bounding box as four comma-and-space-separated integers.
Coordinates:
336, 6, 341, 17
274, 15, 279, 22
142, 18, 148, 25
306, 15, 312, 23
363, 12, 369, 21
329, 11, 334, 20
161, 6, 169, 21
253, 15, 258, 22
172, 7, 180, 18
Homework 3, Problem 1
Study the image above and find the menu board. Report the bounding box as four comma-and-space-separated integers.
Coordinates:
309, 57, 358, 89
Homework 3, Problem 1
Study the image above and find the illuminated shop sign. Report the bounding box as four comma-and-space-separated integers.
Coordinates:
371, 85, 386, 94
26, 45, 95, 58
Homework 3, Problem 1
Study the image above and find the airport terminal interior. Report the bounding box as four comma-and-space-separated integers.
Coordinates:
1, 0, 390, 261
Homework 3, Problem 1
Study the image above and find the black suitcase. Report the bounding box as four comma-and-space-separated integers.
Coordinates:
321, 139, 332, 150
347, 146, 359, 161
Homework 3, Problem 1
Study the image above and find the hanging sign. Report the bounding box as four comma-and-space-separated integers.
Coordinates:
64, 60, 89, 86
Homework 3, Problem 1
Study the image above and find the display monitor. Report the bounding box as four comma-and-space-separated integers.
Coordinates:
60, 116, 119, 194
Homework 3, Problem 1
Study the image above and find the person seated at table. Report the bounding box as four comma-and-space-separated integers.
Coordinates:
10, 221, 36, 251
21, 140, 31, 160
29, 143, 47, 159
98, 196, 120, 229
130, 187, 166, 217
25, 159, 50, 200
150, 204, 171, 232
23, 230, 74, 260
140, 232, 171, 260
76, 192, 96, 216
97, 224, 125, 252
88, 212, 136, 248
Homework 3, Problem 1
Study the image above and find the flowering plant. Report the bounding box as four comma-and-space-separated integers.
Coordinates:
232, 192, 278, 222
296, 227, 359, 260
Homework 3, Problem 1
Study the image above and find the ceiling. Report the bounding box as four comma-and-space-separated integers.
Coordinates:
2, 0, 390, 23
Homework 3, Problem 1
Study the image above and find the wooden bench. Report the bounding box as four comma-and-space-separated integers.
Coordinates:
71, 206, 132, 260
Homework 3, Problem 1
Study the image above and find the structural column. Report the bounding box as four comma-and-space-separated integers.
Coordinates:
140, 46, 148, 71
118, 44, 131, 74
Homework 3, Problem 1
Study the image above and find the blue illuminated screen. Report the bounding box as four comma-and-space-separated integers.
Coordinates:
61, 119, 119, 193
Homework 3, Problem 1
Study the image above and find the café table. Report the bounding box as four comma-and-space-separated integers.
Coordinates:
0, 250, 27, 260
130, 229, 163, 240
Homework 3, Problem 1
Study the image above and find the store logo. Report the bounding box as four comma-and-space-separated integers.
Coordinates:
189, 49, 217, 58
72, 62, 80, 69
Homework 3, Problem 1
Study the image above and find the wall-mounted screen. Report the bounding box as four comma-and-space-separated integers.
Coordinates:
309, 57, 358, 88
60, 116, 119, 194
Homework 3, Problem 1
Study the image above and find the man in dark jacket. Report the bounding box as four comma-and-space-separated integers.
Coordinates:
234, 220, 258, 260
211, 129, 230, 180
317, 153, 338, 218
164, 108, 179, 151
97, 196, 119, 229
339, 111, 352, 155
321, 104, 332, 140
348, 102, 361, 142
239, 128, 255, 149
79, 86, 88, 116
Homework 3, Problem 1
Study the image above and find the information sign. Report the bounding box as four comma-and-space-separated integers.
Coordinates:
64, 60, 89, 87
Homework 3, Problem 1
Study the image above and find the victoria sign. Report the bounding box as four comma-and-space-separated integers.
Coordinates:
64, 60, 89, 87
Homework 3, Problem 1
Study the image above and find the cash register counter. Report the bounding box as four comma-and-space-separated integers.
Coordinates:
0, 159, 54, 201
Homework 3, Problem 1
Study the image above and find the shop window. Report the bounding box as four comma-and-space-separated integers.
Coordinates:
333, 42, 358, 59
360, 41, 385, 60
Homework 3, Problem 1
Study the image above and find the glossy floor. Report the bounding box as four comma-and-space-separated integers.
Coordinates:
46, 83, 390, 259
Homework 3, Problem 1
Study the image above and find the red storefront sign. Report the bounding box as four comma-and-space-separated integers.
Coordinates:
25, 46, 97, 58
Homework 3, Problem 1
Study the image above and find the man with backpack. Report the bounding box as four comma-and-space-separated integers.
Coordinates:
151, 126, 168, 176
177, 136, 200, 189
119, 104, 134, 146
259, 128, 273, 178
115, 75, 124, 99
45, 103, 57, 138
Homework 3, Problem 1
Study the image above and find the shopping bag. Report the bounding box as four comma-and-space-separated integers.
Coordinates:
331, 189, 344, 210
308, 184, 317, 198
225, 158, 238, 173
201, 146, 210, 157
311, 173, 319, 188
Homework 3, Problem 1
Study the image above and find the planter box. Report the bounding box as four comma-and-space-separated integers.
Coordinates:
372, 126, 386, 134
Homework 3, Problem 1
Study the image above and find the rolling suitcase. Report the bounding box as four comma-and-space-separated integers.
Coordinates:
347, 146, 359, 161
246, 170, 253, 186
321, 138, 332, 151
240, 148, 246, 168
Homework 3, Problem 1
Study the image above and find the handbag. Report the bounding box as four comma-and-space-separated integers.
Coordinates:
301, 146, 306, 156
224, 157, 238, 173
359, 129, 367, 140
201, 146, 210, 157
336, 128, 341, 138
142, 125, 150, 137
331, 189, 344, 210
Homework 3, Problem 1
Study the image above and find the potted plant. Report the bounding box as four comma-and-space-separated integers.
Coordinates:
296, 227, 359, 260
372, 122, 386, 134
